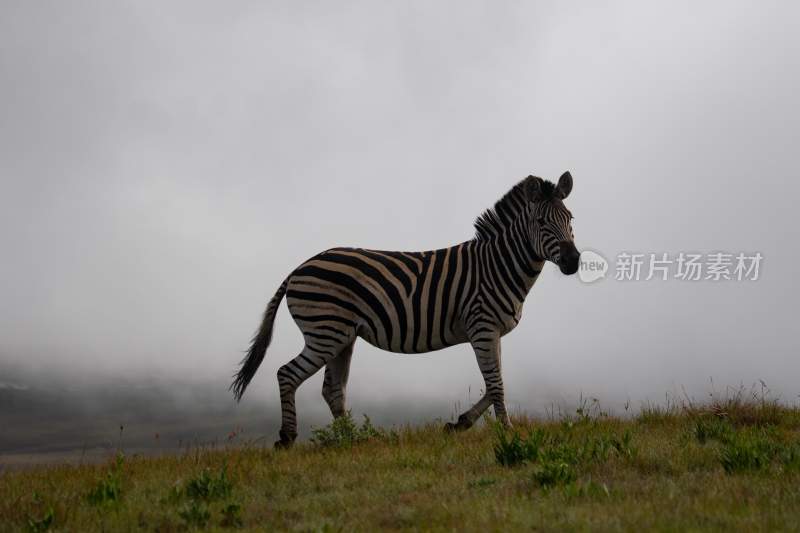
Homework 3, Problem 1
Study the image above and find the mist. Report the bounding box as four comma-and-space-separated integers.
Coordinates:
2, 2, 799, 460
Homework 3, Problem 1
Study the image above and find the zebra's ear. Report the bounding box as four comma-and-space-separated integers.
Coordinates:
555, 171, 573, 199
524, 175, 544, 202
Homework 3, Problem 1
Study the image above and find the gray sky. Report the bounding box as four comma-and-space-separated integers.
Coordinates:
2, 1, 799, 421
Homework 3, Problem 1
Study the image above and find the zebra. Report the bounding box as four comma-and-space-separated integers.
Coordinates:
231, 172, 580, 448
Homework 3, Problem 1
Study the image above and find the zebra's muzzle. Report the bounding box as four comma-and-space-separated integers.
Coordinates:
558, 242, 580, 275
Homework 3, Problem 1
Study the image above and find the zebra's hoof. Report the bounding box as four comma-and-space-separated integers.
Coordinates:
444, 420, 469, 433
274, 429, 296, 449
274, 439, 293, 449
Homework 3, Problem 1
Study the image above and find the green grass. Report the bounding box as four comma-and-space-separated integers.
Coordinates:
3, 398, 800, 532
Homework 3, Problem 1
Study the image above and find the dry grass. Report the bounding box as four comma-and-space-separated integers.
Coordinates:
3, 390, 800, 532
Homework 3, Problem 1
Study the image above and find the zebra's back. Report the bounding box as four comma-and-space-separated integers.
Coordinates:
286, 245, 475, 354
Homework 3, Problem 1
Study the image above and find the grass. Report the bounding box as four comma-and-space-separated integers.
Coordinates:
2, 391, 800, 532
309, 412, 393, 448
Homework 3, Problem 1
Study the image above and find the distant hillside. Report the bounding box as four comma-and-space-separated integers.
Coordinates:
0, 371, 276, 465
0, 368, 453, 467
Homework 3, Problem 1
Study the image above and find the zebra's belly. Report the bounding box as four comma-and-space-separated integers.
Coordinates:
357, 325, 470, 354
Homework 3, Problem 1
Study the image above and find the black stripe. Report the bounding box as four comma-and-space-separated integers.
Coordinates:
292, 314, 355, 327
483, 244, 515, 316
287, 289, 378, 341
306, 344, 337, 357
411, 253, 431, 352
507, 222, 541, 278
278, 364, 302, 381
292, 266, 393, 347
449, 243, 468, 335
315, 325, 349, 337
379, 250, 422, 275
318, 252, 408, 351
359, 249, 414, 296
438, 245, 459, 346
493, 236, 526, 302
304, 331, 341, 343
426, 249, 446, 350
298, 353, 316, 367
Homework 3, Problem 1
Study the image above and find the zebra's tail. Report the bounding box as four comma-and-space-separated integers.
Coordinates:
231, 278, 288, 401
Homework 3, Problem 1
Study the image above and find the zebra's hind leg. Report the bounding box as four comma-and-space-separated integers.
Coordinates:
275, 341, 348, 448
321, 343, 354, 419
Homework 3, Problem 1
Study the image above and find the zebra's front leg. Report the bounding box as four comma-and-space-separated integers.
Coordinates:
445, 335, 510, 431
484, 339, 511, 427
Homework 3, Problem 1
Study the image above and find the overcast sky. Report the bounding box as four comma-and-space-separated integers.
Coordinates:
1, 1, 799, 421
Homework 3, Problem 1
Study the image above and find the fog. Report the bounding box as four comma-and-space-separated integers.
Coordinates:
2, 2, 799, 457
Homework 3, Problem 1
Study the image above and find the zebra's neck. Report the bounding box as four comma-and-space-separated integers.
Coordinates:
476, 211, 545, 311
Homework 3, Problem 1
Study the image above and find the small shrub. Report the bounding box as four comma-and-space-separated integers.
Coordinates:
220, 503, 243, 528
778, 442, 800, 472
693, 416, 733, 444
494, 425, 635, 469
311, 412, 388, 448
584, 435, 614, 462
493, 427, 546, 467
87, 453, 124, 506
26, 507, 54, 533
178, 500, 210, 528
533, 461, 577, 488
611, 430, 638, 459
540, 441, 580, 466
185, 465, 233, 501
494, 429, 531, 467
719, 431, 777, 474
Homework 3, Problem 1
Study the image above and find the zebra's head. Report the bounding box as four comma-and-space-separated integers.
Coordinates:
527, 171, 580, 275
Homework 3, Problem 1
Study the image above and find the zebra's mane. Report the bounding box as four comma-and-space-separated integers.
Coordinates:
473, 176, 556, 241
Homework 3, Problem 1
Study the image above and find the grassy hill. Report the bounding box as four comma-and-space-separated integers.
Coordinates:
3, 393, 800, 532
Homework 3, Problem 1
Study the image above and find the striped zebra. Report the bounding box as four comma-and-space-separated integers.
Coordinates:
231, 172, 580, 448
